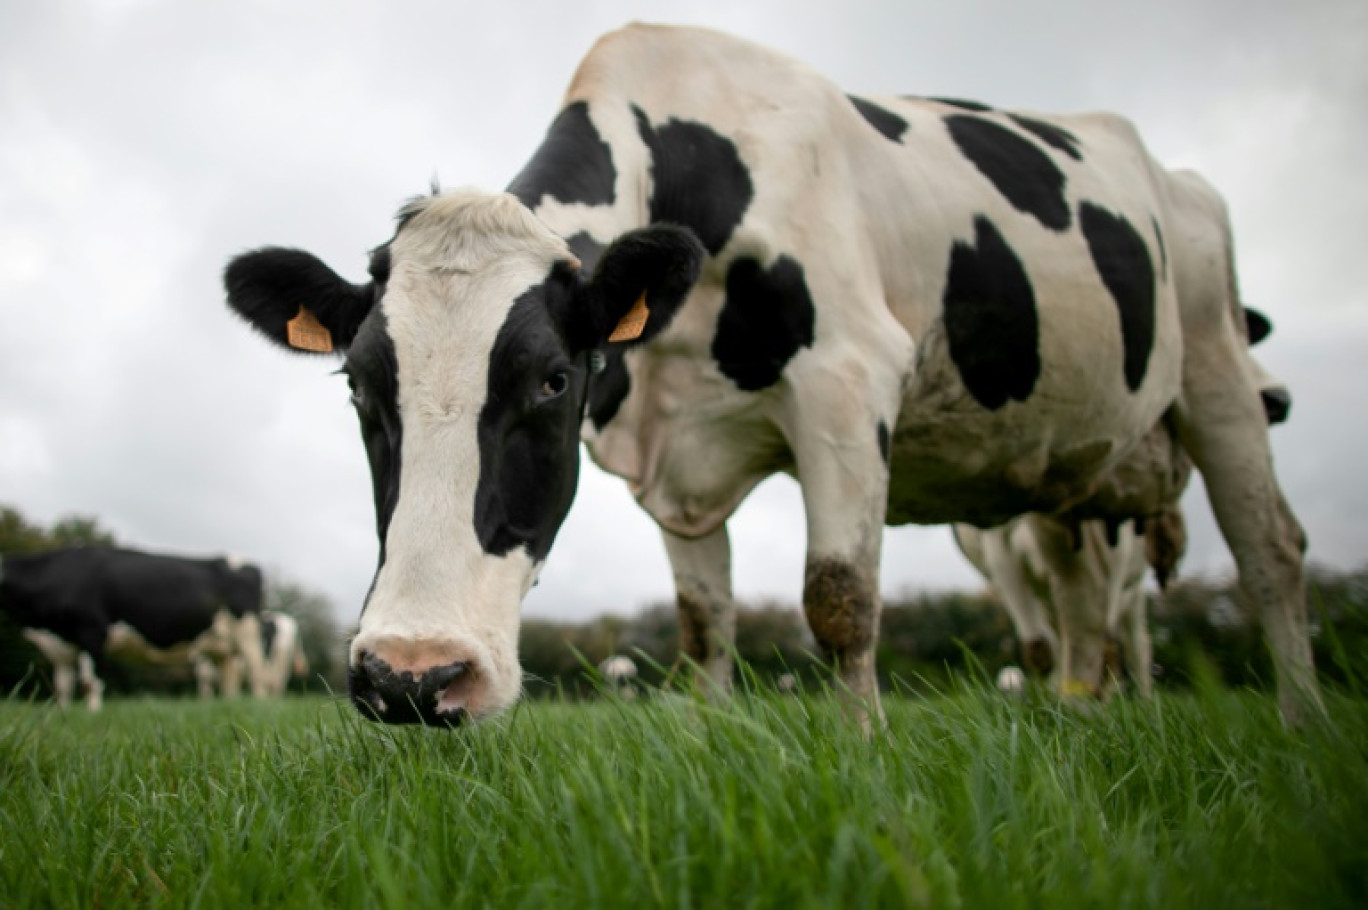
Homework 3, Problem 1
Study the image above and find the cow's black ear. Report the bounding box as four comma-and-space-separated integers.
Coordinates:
224, 247, 375, 353
560, 225, 705, 352
1244, 306, 1273, 347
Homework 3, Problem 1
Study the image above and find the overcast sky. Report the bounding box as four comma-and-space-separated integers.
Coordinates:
1, 0, 1364, 626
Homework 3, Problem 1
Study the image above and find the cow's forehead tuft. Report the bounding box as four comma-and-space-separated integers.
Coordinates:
390, 189, 571, 274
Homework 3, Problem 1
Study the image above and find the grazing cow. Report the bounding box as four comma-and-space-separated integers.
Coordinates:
955, 307, 1293, 696
957, 514, 1160, 697
222, 24, 1320, 726
193, 610, 310, 696
0, 547, 267, 709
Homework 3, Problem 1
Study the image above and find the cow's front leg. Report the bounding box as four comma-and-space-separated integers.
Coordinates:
78, 652, 105, 712
792, 420, 890, 730
662, 525, 736, 696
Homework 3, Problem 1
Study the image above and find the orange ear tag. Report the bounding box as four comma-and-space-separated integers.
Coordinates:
286, 305, 334, 353
607, 292, 650, 343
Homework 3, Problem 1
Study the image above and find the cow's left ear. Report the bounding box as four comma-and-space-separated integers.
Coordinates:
558, 225, 705, 353
224, 247, 375, 354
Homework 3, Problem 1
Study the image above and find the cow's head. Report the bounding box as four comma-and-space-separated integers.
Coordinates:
225, 190, 703, 724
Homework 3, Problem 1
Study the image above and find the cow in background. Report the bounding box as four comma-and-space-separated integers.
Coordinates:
196, 610, 311, 697
956, 307, 1293, 696
956, 514, 1163, 697
0, 547, 267, 709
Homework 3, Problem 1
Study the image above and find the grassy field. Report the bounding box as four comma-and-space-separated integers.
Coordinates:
1, 684, 1366, 909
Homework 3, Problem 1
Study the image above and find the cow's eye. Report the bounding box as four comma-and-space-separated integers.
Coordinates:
540, 371, 569, 400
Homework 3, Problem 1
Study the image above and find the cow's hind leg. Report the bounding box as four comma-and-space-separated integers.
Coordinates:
662, 525, 736, 696
1175, 341, 1323, 725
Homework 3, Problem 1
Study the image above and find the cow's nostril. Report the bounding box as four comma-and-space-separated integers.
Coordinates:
348, 651, 388, 722
434, 662, 474, 715
426, 660, 469, 691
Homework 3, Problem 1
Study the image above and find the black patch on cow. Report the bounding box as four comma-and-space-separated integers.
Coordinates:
474, 280, 584, 561
1007, 114, 1083, 161
0, 548, 263, 659
848, 96, 908, 143
926, 97, 995, 112
877, 421, 890, 466
712, 256, 816, 392
942, 216, 1041, 410
507, 101, 617, 209
1151, 216, 1168, 282
261, 614, 279, 656
344, 308, 403, 567
588, 349, 630, 431
1079, 202, 1156, 392
945, 115, 1071, 232
634, 106, 753, 256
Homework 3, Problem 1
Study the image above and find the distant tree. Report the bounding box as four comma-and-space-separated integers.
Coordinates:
47, 515, 117, 549
0, 506, 51, 554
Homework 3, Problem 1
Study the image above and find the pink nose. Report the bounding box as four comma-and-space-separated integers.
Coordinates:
348, 639, 482, 725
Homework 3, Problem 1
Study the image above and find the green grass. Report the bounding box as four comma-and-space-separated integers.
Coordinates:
1, 685, 1366, 909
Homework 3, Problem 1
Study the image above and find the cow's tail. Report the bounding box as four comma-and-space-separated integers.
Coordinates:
1144, 504, 1188, 591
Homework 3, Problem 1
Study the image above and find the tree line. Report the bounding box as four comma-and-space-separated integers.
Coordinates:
3, 503, 1364, 701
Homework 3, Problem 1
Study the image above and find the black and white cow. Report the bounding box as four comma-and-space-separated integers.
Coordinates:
954, 306, 1295, 696
0, 547, 267, 709
193, 609, 309, 697
222, 24, 1320, 726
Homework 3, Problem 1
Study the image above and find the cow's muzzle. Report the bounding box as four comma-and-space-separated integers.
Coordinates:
348, 651, 471, 726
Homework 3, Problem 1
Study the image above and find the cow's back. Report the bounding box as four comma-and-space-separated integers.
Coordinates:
558, 25, 1187, 532
96, 550, 233, 649
0, 549, 108, 649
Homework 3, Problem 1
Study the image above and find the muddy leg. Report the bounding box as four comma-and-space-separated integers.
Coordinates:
662, 525, 736, 696
794, 433, 889, 731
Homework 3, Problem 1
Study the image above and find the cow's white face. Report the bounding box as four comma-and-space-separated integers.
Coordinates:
225, 190, 703, 724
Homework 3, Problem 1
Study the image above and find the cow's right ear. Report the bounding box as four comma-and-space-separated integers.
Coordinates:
224, 247, 375, 354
